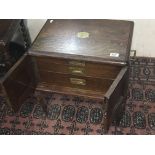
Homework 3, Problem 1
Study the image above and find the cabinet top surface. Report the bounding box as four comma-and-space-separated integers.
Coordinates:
0, 19, 21, 45
30, 19, 134, 64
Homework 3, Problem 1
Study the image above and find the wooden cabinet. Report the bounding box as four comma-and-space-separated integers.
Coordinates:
3, 19, 134, 132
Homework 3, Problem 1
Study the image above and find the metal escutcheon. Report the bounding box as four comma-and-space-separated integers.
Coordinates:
69, 66, 85, 75
70, 78, 86, 86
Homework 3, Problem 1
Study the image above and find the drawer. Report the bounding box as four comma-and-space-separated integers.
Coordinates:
39, 71, 114, 93
35, 56, 121, 79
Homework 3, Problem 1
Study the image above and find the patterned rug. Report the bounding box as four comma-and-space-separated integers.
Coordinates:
0, 57, 155, 135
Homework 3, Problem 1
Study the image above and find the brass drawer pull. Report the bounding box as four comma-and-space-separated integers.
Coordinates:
70, 78, 86, 86
69, 67, 85, 75
69, 61, 85, 67
77, 32, 89, 39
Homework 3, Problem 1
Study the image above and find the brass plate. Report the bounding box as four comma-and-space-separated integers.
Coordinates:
70, 78, 86, 86
77, 32, 89, 39
69, 67, 85, 75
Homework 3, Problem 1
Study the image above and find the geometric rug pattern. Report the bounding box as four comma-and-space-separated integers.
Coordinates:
0, 57, 155, 135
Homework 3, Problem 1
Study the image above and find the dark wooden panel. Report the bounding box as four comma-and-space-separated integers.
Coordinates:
39, 71, 113, 94
2, 54, 37, 112
36, 83, 106, 99
104, 66, 128, 131
30, 19, 134, 65
35, 56, 121, 79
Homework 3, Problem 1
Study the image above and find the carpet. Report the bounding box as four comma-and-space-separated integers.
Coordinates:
0, 57, 155, 135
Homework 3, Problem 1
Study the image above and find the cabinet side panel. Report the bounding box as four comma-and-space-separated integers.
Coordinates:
2, 55, 37, 112
105, 67, 129, 130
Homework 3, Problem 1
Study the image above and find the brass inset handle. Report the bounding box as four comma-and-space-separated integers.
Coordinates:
70, 78, 86, 86
68, 61, 85, 67
77, 32, 89, 39
69, 67, 85, 75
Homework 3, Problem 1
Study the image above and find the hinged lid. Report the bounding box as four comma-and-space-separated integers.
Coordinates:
30, 19, 134, 65
0, 19, 21, 46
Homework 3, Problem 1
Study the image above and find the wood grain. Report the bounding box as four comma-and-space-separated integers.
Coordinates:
2, 55, 37, 112
35, 56, 122, 79
30, 19, 134, 65
39, 71, 113, 93
104, 67, 128, 131
3, 19, 134, 132
36, 82, 106, 99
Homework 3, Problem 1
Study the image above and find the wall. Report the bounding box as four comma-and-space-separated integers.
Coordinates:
27, 19, 46, 42
131, 19, 155, 57
27, 19, 155, 58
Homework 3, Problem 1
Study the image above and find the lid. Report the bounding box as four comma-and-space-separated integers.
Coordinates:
30, 19, 134, 65
0, 19, 21, 46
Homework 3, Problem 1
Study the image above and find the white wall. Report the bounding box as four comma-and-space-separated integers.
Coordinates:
131, 19, 155, 57
27, 19, 47, 42
27, 19, 155, 58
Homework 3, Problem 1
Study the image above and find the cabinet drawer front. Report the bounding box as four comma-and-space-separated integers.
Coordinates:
39, 71, 113, 93
35, 56, 121, 79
